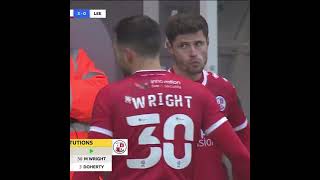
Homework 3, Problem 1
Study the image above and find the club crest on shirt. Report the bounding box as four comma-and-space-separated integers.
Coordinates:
216, 96, 226, 111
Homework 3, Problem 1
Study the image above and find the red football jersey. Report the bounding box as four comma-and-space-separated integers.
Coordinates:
92, 70, 225, 180
73, 70, 250, 180
170, 69, 250, 180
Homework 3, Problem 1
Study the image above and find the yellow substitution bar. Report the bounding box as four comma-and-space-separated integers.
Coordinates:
70, 139, 112, 148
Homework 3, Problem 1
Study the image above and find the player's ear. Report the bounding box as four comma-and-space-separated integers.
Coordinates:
166, 40, 174, 55
123, 48, 136, 64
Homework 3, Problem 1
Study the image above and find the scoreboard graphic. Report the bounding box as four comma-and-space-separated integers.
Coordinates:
70, 9, 106, 19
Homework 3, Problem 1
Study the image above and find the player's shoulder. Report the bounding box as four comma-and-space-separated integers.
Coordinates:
172, 73, 207, 89
113, 76, 135, 88
98, 77, 133, 94
174, 75, 215, 104
205, 70, 236, 90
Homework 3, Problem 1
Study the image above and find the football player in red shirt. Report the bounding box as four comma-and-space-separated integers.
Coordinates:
73, 15, 249, 180
165, 13, 250, 180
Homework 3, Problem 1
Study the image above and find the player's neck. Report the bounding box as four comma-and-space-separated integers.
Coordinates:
172, 65, 202, 81
132, 57, 163, 73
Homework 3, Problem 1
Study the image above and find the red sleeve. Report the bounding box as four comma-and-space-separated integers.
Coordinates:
228, 86, 250, 151
237, 123, 250, 152
203, 90, 250, 180
207, 122, 250, 180
202, 89, 226, 132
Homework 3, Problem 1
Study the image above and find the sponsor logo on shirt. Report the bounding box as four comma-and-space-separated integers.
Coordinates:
197, 130, 214, 147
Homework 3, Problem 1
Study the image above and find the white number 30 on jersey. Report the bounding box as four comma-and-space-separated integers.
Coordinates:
126, 113, 194, 169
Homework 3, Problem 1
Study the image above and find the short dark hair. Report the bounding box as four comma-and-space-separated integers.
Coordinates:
114, 15, 161, 58
165, 13, 208, 44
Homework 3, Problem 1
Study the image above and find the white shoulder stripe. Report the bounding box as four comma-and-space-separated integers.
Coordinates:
204, 117, 228, 135
223, 77, 229, 82
234, 119, 248, 132
89, 126, 113, 137
202, 70, 208, 86
212, 72, 219, 79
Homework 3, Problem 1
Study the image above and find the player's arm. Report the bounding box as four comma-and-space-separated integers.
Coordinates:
228, 87, 250, 151
72, 86, 113, 180
203, 92, 250, 180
